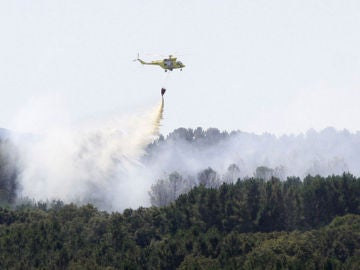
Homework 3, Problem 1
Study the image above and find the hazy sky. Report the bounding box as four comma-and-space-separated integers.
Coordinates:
1, 1, 360, 135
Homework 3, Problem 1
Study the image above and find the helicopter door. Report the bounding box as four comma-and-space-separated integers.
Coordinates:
164, 59, 173, 69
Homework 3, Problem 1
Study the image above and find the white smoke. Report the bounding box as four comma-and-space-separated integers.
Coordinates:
11, 95, 164, 211
144, 127, 360, 182
7, 94, 360, 211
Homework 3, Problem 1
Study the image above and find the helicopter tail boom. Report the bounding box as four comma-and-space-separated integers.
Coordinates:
135, 53, 156, 65
137, 58, 148, 65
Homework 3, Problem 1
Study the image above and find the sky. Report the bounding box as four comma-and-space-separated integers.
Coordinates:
1, 0, 360, 136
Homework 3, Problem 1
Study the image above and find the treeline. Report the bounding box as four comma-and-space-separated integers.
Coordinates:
149, 165, 286, 207
1, 174, 360, 269
145, 127, 360, 179
162, 173, 360, 232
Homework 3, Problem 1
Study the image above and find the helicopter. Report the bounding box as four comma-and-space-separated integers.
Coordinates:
135, 54, 185, 72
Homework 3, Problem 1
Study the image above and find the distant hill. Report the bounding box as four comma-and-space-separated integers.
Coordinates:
145, 127, 360, 179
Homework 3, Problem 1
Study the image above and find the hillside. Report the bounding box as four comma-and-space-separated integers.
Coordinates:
1, 175, 359, 269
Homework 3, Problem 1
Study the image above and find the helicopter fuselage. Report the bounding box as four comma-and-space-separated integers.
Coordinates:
137, 56, 185, 71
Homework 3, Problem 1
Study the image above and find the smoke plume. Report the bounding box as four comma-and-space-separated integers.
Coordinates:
12, 97, 165, 211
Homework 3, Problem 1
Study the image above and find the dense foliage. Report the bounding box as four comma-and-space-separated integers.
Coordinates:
1, 174, 359, 269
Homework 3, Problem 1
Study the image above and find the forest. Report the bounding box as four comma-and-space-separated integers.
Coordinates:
1, 173, 360, 269
1, 129, 360, 269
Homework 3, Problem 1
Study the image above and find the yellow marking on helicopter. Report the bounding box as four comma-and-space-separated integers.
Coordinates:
135, 54, 185, 72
